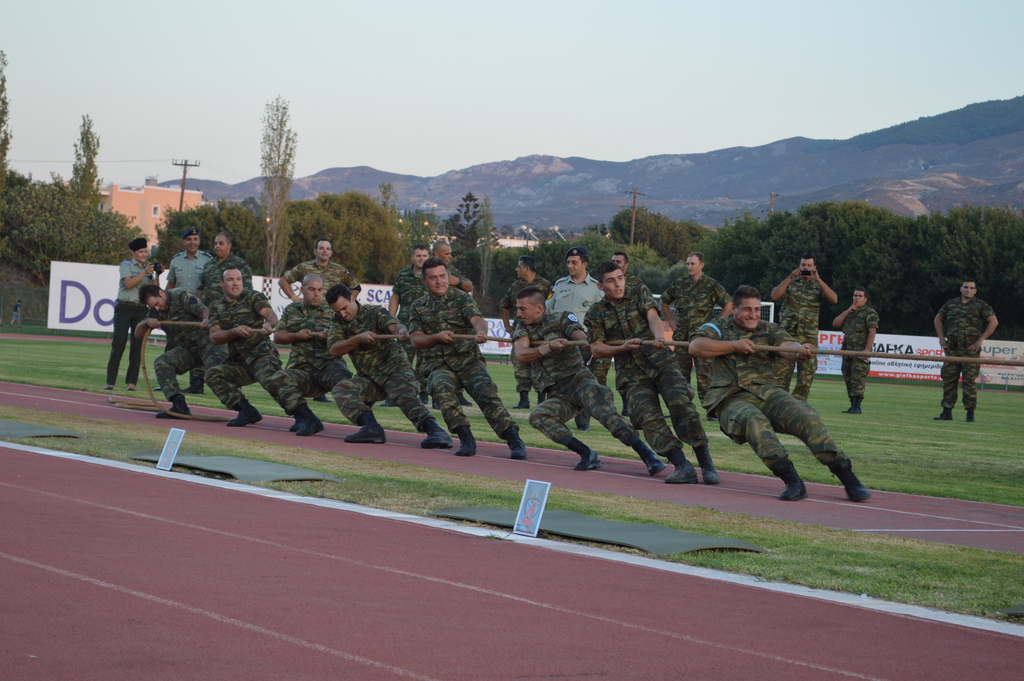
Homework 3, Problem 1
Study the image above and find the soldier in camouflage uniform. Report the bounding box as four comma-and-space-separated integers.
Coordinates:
587, 262, 717, 484
206, 268, 322, 434
689, 285, 870, 503
198, 233, 253, 306
277, 239, 361, 303
660, 252, 733, 408
272, 274, 352, 433
165, 226, 214, 394
933, 280, 998, 422
409, 257, 526, 459
389, 244, 431, 401
831, 287, 879, 415
513, 287, 666, 473
432, 240, 473, 294
500, 255, 552, 409
611, 252, 652, 417
769, 254, 838, 400
136, 284, 227, 418
325, 284, 452, 448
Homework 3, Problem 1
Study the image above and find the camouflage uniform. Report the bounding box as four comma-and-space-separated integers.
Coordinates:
206, 289, 301, 412
148, 289, 227, 399
199, 255, 253, 306
937, 297, 996, 411
409, 288, 515, 437
586, 291, 707, 454
500, 276, 553, 393
624, 274, 652, 298
327, 303, 433, 429
281, 260, 361, 294
272, 300, 352, 401
165, 250, 214, 387
694, 317, 844, 467
840, 305, 879, 400
773, 278, 827, 400
514, 310, 635, 444
660, 274, 731, 402
392, 266, 430, 391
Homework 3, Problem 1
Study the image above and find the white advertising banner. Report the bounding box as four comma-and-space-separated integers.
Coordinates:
49, 262, 515, 356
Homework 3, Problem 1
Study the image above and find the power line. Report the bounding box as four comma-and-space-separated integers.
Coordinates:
172, 159, 201, 211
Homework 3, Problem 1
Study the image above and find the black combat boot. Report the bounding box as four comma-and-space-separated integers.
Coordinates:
513, 391, 530, 409
454, 426, 477, 456
226, 399, 262, 427
313, 394, 330, 403
558, 435, 602, 471
693, 444, 721, 484
933, 407, 953, 421
769, 459, 808, 501
419, 418, 453, 449
294, 404, 324, 437
457, 393, 472, 407
827, 459, 871, 502
664, 448, 698, 484
504, 426, 528, 460
620, 393, 630, 418
289, 415, 304, 432
345, 411, 385, 443
842, 396, 862, 414
156, 394, 191, 419
419, 391, 428, 405
627, 435, 666, 476
182, 376, 205, 395
966, 410, 975, 423
574, 411, 591, 431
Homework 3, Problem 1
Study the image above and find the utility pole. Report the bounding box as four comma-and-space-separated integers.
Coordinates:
769, 191, 780, 213
624, 187, 647, 246
172, 159, 201, 211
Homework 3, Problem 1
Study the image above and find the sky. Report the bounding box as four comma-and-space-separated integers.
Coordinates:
3, 1, 1023, 189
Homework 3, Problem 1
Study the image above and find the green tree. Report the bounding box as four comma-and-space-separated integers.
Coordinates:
445, 192, 482, 249
0, 51, 11, 259
608, 208, 709, 263
156, 201, 264, 273
260, 96, 297, 276
315, 191, 403, 283
3, 178, 140, 285
69, 115, 101, 207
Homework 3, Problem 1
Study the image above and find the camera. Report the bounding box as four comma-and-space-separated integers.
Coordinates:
800, 269, 812, 276
151, 261, 164, 276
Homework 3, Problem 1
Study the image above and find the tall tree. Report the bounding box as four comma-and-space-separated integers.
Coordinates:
445, 191, 482, 248
0, 51, 11, 258
69, 115, 101, 207
476, 195, 497, 307
260, 96, 297, 276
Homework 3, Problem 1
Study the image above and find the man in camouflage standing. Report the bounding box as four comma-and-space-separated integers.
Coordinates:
278, 239, 361, 302
500, 255, 552, 410
432, 240, 473, 294
587, 262, 717, 483
770, 254, 838, 400
689, 285, 870, 503
136, 283, 227, 418
611, 252, 651, 297
513, 287, 667, 473
933, 279, 998, 422
198, 233, 253, 306
271, 274, 352, 433
165, 226, 214, 394
325, 284, 452, 449
660, 252, 733, 410
389, 244, 431, 403
409, 257, 526, 459
206, 268, 322, 434
832, 287, 879, 415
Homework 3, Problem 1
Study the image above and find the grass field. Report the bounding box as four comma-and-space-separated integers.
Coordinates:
2, 337, 1024, 617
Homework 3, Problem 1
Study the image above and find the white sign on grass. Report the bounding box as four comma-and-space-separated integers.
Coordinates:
513, 480, 551, 538
156, 428, 186, 471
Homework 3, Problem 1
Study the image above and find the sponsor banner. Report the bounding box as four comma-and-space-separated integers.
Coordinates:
815, 330, 1024, 386
50, 262, 515, 356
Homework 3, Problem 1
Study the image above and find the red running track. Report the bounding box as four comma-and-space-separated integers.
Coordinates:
2, 381, 1023, 554
2, 446, 1022, 681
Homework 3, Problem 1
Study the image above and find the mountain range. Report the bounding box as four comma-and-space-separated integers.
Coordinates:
168, 95, 1024, 231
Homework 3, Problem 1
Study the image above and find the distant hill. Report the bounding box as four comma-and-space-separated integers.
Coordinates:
166, 95, 1024, 230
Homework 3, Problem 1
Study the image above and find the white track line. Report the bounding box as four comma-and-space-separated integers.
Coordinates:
2, 441, 1023, 641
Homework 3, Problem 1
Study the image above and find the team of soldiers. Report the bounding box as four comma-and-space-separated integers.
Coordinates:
139, 228, 999, 503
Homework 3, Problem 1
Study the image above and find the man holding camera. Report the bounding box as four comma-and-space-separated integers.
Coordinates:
770, 254, 838, 400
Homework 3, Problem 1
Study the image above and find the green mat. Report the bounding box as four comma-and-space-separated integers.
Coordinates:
129, 450, 340, 483
0, 420, 84, 440
430, 507, 764, 555
997, 605, 1024, 616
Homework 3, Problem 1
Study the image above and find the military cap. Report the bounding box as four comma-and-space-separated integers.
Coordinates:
182, 226, 200, 239
128, 237, 148, 252
565, 246, 589, 259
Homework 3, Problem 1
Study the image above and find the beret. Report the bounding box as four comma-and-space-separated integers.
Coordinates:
128, 237, 148, 252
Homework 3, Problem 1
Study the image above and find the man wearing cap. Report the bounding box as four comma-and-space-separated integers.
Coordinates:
548, 246, 605, 430
198, 233, 253, 306
278, 239, 361, 303
166, 226, 214, 394
106, 237, 159, 391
